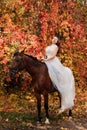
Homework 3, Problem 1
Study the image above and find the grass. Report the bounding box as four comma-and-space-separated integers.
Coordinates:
0, 111, 64, 130
0, 111, 37, 122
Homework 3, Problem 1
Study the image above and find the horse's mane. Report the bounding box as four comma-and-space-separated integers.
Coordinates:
26, 54, 38, 61
14, 51, 44, 65
24, 54, 43, 64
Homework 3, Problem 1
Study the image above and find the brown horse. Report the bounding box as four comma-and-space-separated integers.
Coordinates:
9, 51, 72, 124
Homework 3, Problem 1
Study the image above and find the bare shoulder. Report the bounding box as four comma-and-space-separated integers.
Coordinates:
51, 44, 58, 48
51, 44, 58, 50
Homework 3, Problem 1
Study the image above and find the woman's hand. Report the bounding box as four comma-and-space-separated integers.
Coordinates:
41, 55, 47, 61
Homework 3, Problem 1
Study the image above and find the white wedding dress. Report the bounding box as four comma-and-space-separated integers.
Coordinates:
44, 44, 75, 111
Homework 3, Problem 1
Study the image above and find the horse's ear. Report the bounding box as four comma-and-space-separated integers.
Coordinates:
20, 50, 25, 54
14, 50, 19, 57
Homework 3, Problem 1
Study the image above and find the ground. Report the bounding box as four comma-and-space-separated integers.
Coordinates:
0, 113, 87, 130
0, 88, 87, 130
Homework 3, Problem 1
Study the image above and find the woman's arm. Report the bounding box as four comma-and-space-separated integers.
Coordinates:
44, 45, 58, 61
41, 55, 47, 61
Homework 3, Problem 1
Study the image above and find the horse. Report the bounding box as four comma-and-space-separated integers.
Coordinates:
9, 51, 72, 124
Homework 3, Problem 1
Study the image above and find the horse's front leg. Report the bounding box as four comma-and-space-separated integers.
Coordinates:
35, 93, 41, 123
43, 93, 50, 124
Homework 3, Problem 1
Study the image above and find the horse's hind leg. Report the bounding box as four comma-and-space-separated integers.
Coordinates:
69, 109, 73, 119
58, 92, 61, 108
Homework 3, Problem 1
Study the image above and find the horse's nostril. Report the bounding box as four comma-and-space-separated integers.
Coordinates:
9, 69, 16, 79
10, 72, 14, 79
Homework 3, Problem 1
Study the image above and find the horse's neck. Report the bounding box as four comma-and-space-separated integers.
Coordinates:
24, 55, 40, 76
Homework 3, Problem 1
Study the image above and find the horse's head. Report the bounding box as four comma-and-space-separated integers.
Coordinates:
9, 50, 24, 79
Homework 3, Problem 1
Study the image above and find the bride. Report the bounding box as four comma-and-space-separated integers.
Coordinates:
42, 36, 75, 113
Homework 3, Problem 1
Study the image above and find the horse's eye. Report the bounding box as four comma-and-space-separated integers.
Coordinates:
15, 59, 20, 62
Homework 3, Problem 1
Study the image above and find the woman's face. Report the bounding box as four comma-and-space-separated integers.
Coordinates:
52, 37, 58, 44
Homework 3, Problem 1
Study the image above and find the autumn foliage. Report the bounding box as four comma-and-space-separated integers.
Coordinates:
0, 0, 87, 91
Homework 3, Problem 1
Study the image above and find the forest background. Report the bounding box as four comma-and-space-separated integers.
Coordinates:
0, 0, 87, 129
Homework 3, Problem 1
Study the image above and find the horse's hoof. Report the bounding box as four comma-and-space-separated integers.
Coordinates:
69, 116, 72, 120
58, 109, 64, 115
45, 118, 50, 125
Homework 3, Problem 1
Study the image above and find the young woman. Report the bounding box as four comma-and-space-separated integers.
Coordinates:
42, 36, 75, 114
